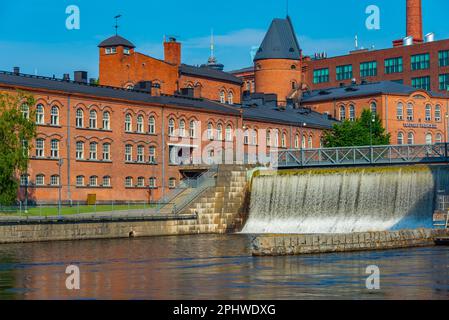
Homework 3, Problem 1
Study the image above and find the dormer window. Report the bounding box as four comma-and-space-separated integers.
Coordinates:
105, 47, 117, 55
123, 47, 130, 55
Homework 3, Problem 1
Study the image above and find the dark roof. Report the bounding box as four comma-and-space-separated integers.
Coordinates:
254, 16, 301, 62
0, 71, 240, 116
98, 35, 136, 48
179, 64, 242, 85
229, 66, 254, 74
301, 81, 449, 103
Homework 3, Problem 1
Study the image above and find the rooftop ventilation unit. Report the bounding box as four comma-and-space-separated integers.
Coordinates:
425, 33, 435, 43
403, 36, 413, 46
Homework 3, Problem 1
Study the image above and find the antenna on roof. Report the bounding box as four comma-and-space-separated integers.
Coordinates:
210, 29, 215, 59
114, 15, 122, 36
354, 35, 358, 50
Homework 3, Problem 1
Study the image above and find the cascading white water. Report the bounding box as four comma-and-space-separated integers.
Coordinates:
242, 167, 448, 234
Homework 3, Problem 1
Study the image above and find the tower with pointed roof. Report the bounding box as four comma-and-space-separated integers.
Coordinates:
254, 16, 302, 105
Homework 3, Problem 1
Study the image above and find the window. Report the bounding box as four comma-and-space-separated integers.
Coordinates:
302, 135, 306, 149
149, 116, 156, 134
123, 47, 130, 55
125, 177, 133, 188
137, 115, 144, 133
439, 74, 449, 91
425, 104, 432, 121
149, 146, 156, 163
189, 120, 196, 138
406, 103, 414, 121
219, 91, 226, 104
89, 142, 97, 160
217, 124, 223, 140
36, 104, 44, 124
36, 139, 45, 157
76, 175, 84, 187
103, 176, 111, 187
425, 133, 433, 145
244, 130, 249, 145
103, 112, 110, 130
411, 53, 430, 70
436, 133, 443, 143
266, 130, 271, 147
308, 136, 313, 149
169, 178, 176, 189
137, 177, 145, 188
360, 61, 377, 77
295, 134, 300, 149
125, 145, 132, 162
207, 122, 214, 140
76, 109, 84, 128
20, 174, 29, 186
149, 177, 157, 188
407, 132, 414, 145
281, 133, 287, 148
252, 130, 258, 145
89, 176, 98, 187
397, 132, 404, 145
179, 120, 186, 137
125, 114, 132, 132
103, 143, 110, 161
21, 104, 29, 119
349, 105, 355, 121
339, 106, 346, 121
36, 174, 45, 186
50, 139, 59, 158
105, 47, 117, 54
384, 57, 403, 74
168, 118, 175, 136
273, 130, 279, 148
397, 103, 404, 120
435, 105, 441, 122
137, 145, 144, 162
89, 110, 97, 129
411, 76, 431, 91
227, 92, 234, 105
50, 175, 60, 186
76, 141, 84, 160
225, 125, 232, 142
50, 106, 59, 125
313, 68, 329, 84
336, 64, 353, 81
370, 102, 377, 115
439, 50, 449, 67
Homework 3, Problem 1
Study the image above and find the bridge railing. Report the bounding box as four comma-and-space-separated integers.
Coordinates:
272, 143, 449, 168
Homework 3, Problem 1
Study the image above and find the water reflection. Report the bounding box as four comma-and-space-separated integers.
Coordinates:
0, 234, 448, 300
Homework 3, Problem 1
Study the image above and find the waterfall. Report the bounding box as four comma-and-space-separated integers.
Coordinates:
242, 166, 448, 234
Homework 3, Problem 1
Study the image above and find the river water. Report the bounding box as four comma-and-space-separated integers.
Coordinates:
0, 234, 448, 300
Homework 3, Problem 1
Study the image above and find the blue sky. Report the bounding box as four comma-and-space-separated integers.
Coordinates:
0, 0, 448, 78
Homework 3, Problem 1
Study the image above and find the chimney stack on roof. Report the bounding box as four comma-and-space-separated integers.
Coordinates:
406, 0, 423, 43
164, 37, 181, 66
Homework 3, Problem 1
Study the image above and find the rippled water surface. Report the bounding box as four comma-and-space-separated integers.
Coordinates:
0, 234, 448, 300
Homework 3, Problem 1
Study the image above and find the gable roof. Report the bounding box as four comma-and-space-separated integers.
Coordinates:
98, 35, 136, 48
179, 64, 243, 85
254, 16, 301, 62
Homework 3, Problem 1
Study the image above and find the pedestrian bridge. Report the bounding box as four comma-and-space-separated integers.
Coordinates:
272, 143, 449, 169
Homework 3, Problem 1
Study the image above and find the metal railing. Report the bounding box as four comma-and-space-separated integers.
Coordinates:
272, 143, 449, 168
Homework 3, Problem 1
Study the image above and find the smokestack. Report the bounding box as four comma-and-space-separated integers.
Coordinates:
406, 0, 423, 43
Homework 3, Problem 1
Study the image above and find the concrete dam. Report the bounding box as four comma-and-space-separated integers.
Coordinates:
242, 165, 449, 234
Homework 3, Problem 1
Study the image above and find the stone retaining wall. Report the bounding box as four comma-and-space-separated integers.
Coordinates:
251, 229, 449, 256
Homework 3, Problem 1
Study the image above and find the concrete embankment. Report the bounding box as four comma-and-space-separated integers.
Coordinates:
251, 229, 449, 256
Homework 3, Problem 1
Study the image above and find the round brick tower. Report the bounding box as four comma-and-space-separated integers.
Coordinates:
254, 17, 302, 105
406, 0, 423, 42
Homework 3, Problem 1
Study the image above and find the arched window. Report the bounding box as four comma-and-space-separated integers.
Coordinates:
217, 124, 223, 140
76, 141, 84, 159
103, 111, 110, 130
89, 142, 98, 160
35, 138, 45, 157
227, 92, 234, 105
425, 104, 432, 121
339, 106, 346, 121
273, 130, 279, 147
295, 134, 300, 149
125, 144, 132, 162
225, 125, 232, 142
397, 103, 404, 120
149, 116, 156, 134
149, 146, 156, 163
36, 104, 44, 124
179, 120, 186, 137
425, 133, 433, 145
125, 113, 132, 132
50, 139, 59, 158
137, 145, 145, 162
219, 91, 226, 104
125, 177, 133, 188
102, 176, 111, 187
76, 175, 85, 187
149, 177, 157, 188
397, 132, 404, 145
370, 102, 377, 115
76, 108, 84, 128
51, 106, 59, 125
21, 104, 30, 119
406, 103, 414, 121
168, 118, 175, 136
137, 177, 145, 187
36, 174, 45, 186
102, 143, 111, 161
89, 110, 97, 129
308, 135, 313, 148
302, 134, 306, 149
189, 120, 196, 138
435, 105, 441, 121
207, 122, 214, 140
137, 115, 144, 133
349, 105, 355, 121
266, 130, 271, 147
50, 175, 60, 186
252, 129, 258, 145
243, 129, 249, 145
407, 132, 414, 145
281, 133, 287, 148
89, 176, 98, 187
436, 133, 443, 143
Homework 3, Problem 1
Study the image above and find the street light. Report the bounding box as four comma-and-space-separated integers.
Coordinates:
370, 113, 376, 163
58, 158, 64, 217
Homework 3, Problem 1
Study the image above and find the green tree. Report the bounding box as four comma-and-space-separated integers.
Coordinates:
323, 109, 390, 147
0, 92, 36, 205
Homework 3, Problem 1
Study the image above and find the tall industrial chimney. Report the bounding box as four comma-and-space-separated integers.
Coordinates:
406, 0, 423, 43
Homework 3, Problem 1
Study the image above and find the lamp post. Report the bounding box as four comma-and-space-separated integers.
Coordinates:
369, 113, 376, 163
58, 158, 64, 217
